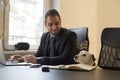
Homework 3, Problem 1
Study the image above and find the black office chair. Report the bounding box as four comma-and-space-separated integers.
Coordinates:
98, 28, 120, 70
70, 27, 89, 53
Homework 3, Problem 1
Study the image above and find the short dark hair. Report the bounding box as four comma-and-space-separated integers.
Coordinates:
45, 9, 61, 21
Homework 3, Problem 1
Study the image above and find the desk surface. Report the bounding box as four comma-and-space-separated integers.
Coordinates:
0, 64, 120, 80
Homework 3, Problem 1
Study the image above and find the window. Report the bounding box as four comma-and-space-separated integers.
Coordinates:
4, 0, 44, 50
4, 0, 60, 51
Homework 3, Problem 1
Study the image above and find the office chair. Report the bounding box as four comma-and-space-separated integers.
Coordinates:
98, 28, 120, 70
70, 27, 89, 53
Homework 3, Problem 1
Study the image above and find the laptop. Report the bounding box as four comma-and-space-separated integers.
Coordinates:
0, 39, 31, 66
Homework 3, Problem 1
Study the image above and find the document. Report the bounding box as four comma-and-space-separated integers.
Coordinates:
48, 64, 97, 71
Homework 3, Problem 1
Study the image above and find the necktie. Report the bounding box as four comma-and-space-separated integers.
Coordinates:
49, 37, 56, 57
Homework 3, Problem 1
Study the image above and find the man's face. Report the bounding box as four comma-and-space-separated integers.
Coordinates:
45, 15, 61, 36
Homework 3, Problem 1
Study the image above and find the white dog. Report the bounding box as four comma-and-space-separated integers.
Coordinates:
74, 50, 96, 66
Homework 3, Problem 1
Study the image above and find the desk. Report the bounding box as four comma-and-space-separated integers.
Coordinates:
0, 64, 120, 80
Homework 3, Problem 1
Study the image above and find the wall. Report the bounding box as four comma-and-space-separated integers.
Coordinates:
97, 0, 120, 59
44, 0, 60, 14
60, 0, 120, 61
60, 0, 98, 59
0, 0, 4, 38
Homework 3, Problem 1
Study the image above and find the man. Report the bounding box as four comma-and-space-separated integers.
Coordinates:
11, 9, 77, 65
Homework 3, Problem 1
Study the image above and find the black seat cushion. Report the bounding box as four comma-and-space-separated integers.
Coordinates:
98, 28, 120, 70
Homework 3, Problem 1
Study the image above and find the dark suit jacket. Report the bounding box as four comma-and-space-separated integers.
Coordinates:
35, 28, 77, 65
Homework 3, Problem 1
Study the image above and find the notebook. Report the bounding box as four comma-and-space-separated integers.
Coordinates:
48, 64, 96, 71
0, 39, 31, 66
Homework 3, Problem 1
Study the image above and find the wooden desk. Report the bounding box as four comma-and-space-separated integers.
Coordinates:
0, 64, 120, 80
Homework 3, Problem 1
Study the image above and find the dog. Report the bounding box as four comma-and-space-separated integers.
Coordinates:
74, 50, 96, 66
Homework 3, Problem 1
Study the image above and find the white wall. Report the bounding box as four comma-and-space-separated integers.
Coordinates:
60, 0, 98, 59
97, 0, 120, 58
53, 0, 60, 11
44, 0, 60, 13
0, 0, 4, 37
60, 0, 120, 62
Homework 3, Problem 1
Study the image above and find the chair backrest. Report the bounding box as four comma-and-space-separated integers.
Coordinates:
98, 28, 120, 70
70, 27, 89, 53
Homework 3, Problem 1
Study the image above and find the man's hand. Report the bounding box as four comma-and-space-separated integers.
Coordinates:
10, 54, 24, 62
24, 55, 37, 64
